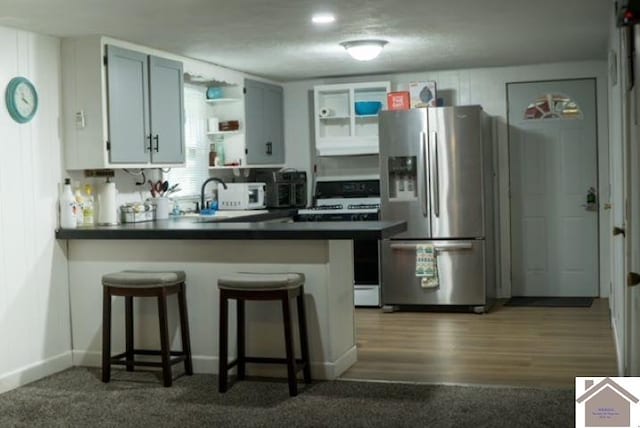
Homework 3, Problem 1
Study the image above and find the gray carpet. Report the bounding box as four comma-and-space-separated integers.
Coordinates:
0, 367, 574, 427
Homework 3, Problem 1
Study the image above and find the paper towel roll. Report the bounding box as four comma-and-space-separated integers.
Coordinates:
319, 107, 334, 118
97, 180, 118, 225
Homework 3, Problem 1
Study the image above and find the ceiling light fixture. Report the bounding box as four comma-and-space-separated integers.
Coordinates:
312, 13, 335, 24
340, 40, 388, 61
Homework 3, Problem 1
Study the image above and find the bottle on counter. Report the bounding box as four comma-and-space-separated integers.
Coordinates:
74, 184, 85, 226
60, 178, 77, 229
83, 184, 95, 225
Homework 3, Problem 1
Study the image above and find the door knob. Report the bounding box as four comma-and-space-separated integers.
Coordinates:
613, 226, 626, 237
628, 272, 640, 287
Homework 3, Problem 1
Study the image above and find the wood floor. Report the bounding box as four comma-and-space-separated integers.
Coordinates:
341, 299, 618, 388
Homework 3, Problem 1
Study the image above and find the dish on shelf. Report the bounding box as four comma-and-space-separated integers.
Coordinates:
206, 86, 224, 99
354, 101, 382, 116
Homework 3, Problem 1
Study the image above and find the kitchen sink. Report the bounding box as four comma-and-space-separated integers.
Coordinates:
189, 210, 269, 223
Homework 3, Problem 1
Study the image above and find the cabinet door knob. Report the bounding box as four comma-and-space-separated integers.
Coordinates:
613, 226, 626, 237
628, 272, 640, 287
146, 134, 153, 153
266, 142, 272, 155
153, 134, 159, 152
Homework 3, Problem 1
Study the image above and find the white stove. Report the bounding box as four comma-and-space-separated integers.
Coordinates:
295, 177, 382, 307
297, 197, 380, 220
296, 179, 381, 221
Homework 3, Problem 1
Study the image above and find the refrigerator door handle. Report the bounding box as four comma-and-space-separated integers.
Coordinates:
419, 131, 429, 217
434, 243, 472, 251
390, 243, 473, 251
430, 131, 440, 217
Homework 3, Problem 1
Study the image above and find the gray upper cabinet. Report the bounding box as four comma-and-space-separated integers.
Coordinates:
106, 45, 184, 165
62, 37, 185, 169
106, 46, 150, 164
244, 79, 284, 165
149, 56, 185, 164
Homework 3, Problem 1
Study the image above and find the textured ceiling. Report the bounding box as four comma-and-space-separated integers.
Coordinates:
0, 0, 610, 81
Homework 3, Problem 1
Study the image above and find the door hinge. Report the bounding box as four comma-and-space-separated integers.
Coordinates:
103, 56, 108, 66
106, 141, 111, 151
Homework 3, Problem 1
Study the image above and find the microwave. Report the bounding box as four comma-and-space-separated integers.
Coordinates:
255, 171, 307, 208
218, 183, 266, 210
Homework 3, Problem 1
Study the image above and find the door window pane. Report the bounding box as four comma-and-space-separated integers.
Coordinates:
524, 93, 583, 120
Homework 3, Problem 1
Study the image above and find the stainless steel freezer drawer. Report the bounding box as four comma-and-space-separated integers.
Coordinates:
381, 239, 486, 306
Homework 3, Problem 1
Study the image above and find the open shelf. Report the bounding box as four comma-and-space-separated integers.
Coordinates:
208, 164, 283, 170
207, 130, 242, 136
314, 81, 390, 156
319, 116, 350, 120
205, 98, 241, 104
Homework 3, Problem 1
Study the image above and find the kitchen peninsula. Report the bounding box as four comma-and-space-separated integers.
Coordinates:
56, 216, 406, 380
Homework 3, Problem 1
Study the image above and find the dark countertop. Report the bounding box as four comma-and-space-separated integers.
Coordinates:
55, 210, 407, 240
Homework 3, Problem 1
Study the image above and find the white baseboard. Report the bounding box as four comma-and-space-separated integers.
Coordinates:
329, 345, 358, 379
72, 346, 359, 381
0, 351, 73, 394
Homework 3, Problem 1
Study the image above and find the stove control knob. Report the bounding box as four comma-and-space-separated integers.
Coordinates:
350, 214, 359, 221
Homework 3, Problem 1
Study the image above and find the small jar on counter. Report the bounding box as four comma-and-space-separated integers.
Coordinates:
209, 144, 217, 167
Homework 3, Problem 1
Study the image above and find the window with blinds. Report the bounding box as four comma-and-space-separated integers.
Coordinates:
164, 84, 210, 197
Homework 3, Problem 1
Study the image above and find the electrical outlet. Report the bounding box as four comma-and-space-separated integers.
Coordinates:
75, 110, 86, 129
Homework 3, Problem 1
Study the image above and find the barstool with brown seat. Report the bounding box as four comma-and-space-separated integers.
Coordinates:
217, 272, 312, 396
102, 270, 193, 387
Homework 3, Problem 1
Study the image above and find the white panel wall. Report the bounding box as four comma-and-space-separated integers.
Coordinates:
0, 26, 71, 393
607, 0, 627, 375
284, 60, 609, 299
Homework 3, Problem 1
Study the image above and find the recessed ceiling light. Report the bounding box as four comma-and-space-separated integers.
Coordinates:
340, 40, 388, 61
312, 13, 335, 24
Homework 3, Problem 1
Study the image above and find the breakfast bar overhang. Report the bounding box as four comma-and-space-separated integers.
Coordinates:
56, 219, 406, 380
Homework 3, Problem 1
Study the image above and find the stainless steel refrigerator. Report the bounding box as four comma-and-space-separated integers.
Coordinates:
379, 106, 496, 313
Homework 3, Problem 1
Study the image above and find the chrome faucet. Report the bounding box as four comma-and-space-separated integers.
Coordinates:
201, 177, 227, 211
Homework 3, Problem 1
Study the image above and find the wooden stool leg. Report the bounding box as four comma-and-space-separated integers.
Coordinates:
125, 296, 134, 372
157, 290, 172, 387
296, 290, 312, 384
178, 283, 193, 375
101, 287, 112, 383
281, 295, 298, 397
236, 299, 246, 380
218, 291, 229, 393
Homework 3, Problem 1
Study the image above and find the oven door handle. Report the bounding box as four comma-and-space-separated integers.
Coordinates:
390, 243, 473, 251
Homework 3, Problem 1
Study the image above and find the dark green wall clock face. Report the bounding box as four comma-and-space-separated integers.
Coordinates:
6, 77, 38, 124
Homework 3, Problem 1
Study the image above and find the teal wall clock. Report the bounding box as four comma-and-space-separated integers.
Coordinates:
5, 77, 38, 124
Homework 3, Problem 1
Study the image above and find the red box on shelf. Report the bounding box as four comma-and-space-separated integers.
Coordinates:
387, 91, 410, 111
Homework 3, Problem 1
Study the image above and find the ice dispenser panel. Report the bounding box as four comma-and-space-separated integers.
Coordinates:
388, 156, 417, 201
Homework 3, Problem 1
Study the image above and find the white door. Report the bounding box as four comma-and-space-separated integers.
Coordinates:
627, 79, 639, 375
508, 79, 599, 297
